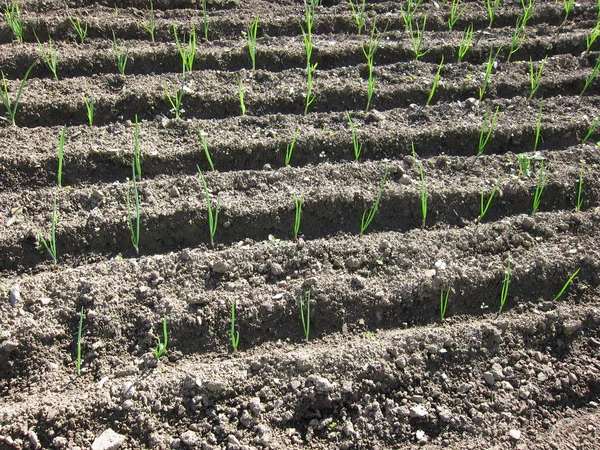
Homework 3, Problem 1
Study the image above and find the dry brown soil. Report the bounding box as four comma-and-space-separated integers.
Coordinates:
1, 0, 600, 449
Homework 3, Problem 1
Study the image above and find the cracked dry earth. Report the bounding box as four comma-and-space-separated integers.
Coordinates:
1, 0, 600, 449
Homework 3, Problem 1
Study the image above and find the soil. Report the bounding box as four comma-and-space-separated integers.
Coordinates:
1, 0, 600, 449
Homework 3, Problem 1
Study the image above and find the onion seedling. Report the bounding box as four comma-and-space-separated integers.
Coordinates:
348, 0, 366, 35
230, 299, 240, 352
478, 106, 499, 156
480, 47, 501, 100
478, 178, 501, 223
164, 71, 186, 119
531, 160, 548, 215
507, 10, 530, 62
580, 57, 600, 97
173, 25, 196, 73
201, 0, 209, 41
448, 0, 467, 31
285, 126, 300, 166
440, 289, 450, 321
586, 22, 600, 53
301, 0, 318, 114
38, 195, 58, 264
498, 259, 511, 314
141, 0, 156, 42
400, 0, 424, 31
485, 0, 500, 27
457, 24, 473, 62
426, 55, 444, 106
528, 56, 547, 100
197, 166, 219, 246
35, 33, 59, 81
299, 290, 311, 342
155, 315, 168, 359
362, 20, 386, 111
112, 30, 130, 75
0, 63, 34, 126
576, 160, 584, 212
346, 111, 363, 161
236, 74, 246, 115
583, 116, 599, 143
419, 159, 427, 228
68, 15, 88, 44
553, 268, 580, 301
293, 193, 303, 240
82, 92, 94, 126
57, 125, 66, 188
533, 98, 543, 152
125, 161, 141, 253
4, 0, 23, 43
76, 306, 84, 376
360, 170, 389, 235
197, 125, 214, 171
133, 115, 142, 180
562, 0, 575, 24
246, 15, 259, 70
408, 15, 428, 60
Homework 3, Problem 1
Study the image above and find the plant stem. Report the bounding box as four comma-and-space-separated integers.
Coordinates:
58, 125, 66, 188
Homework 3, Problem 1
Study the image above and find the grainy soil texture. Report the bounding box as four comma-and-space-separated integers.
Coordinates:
1, 0, 600, 449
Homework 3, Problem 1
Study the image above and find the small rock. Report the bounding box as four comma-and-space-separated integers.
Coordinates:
91, 190, 105, 203
483, 372, 495, 386
438, 408, 452, 422
270, 263, 284, 276
519, 386, 530, 400
537, 372, 548, 382
395, 357, 407, 369
509, 429, 521, 440
351, 275, 366, 289
122, 381, 135, 399
0, 340, 18, 352
412, 395, 424, 403
180, 431, 198, 446
415, 429, 428, 443
409, 405, 428, 418
248, 397, 262, 415
563, 320, 583, 336
203, 380, 227, 393
27, 430, 41, 449
307, 375, 335, 393
399, 173, 412, 185
8, 285, 20, 306
522, 216, 535, 229
169, 187, 180, 198
91, 428, 125, 450
434, 260, 446, 270
345, 257, 361, 270
39, 297, 51, 306
424, 269, 436, 278
212, 260, 230, 274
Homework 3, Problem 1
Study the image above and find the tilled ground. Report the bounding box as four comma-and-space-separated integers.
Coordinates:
1, 0, 600, 449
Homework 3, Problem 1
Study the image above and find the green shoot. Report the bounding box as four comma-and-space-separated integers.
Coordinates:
532, 160, 549, 215
133, 115, 142, 180
576, 160, 584, 211
0, 63, 34, 126
480, 47, 501, 100
419, 159, 427, 228
197, 166, 219, 247
293, 193, 303, 241
35, 34, 58, 80
346, 111, 363, 161
348, 0, 366, 34
440, 289, 449, 321
400, 0, 424, 30
299, 290, 311, 342
76, 306, 84, 376
580, 57, 600, 96
478, 178, 501, 223
528, 56, 547, 100
57, 125, 66, 188
408, 15, 428, 60
553, 268, 580, 301
125, 161, 140, 253
230, 299, 240, 352
285, 126, 300, 166
155, 315, 168, 359
360, 170, 389, 235
197, 125, 214, 171
485, 0, 500, 28
173, 25, 196, 73
236, 74, 246, 115
82, 92, 94, 126
112, 30, 130, 75
507, 5, 532, 62
457, 24, 474, 62
583, 116, 599, 143
304, 61, 318, 115
301, 0, 317, 114
533, 98, 543, 152
586, 22, 600, 53
516, 153, 531, 177
478, 105, 500, 156
142, 0, 155, 42
38, 195, 58, 264
498, 259, 511, 314
247, 15, 259, 70
426, 55, 444, 106
4, 0, 23, 43
163, 72, 186, 119
201, 0, 209, 41
562, 0, 575, 24
68, 15, 88, 44
362, 21, 386, 111
448, 0, 467, 31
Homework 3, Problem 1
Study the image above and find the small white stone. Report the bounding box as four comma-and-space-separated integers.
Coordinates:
509, 429, 521, 440
91, 429, 125, 450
